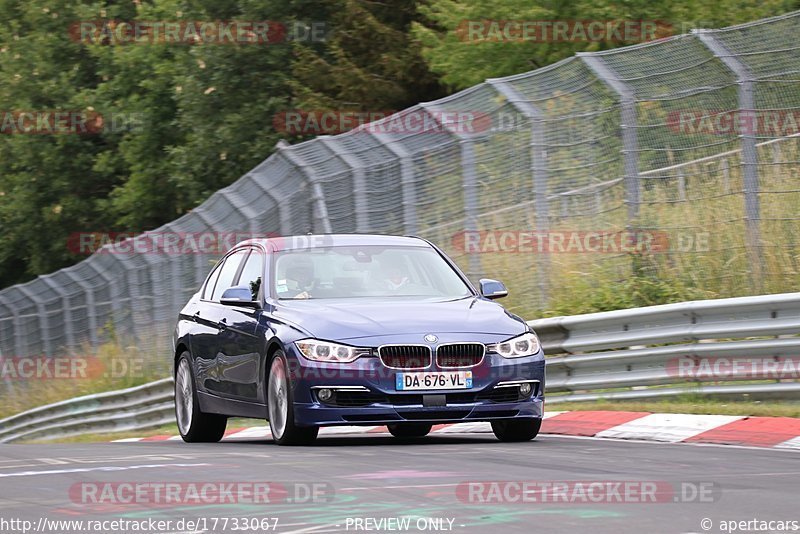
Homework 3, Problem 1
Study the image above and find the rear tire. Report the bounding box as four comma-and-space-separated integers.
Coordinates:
387, 423, 433, 438
491, 418, 541, 442
175, 353, 227, 443
268, 350, 318, 446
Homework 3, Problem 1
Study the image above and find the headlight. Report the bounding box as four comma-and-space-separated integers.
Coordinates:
294, 339, 369, 363
488, 332, 540, 358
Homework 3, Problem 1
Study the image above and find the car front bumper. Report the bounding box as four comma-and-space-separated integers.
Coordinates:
285, 346, 545, 427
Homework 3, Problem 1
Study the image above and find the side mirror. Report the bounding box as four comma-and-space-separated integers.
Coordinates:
220, 286, 260, 308
479, 279, 508, 300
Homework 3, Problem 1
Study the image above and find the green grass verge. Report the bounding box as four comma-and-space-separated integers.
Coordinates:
551, 399, 800, 418
1, 341, 167, 420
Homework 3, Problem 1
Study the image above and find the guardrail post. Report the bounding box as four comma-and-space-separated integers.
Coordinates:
579, 54, 640, 222
694, 29, 763, 291
276, 141, 333, 234
317, 136, 369, 232
420, 103, 482, 280
487, 79, 550, 307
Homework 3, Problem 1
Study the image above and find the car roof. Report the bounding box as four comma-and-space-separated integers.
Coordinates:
236, 234, 431, 252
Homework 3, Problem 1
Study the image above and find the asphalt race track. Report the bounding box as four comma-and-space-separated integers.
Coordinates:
0, 433, 797, 534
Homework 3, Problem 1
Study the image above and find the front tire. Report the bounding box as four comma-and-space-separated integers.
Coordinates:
175, 353, 227, 443
387, 423, 433, 438
268, 351, 318, 445
491, 418, 541, 442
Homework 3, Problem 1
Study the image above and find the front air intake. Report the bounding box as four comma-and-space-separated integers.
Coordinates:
378, 345, 431, 369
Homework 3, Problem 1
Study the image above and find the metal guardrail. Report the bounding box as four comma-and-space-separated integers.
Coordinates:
0, 378, 174, 443
2, 292, 799, 442
533, 292, 800, 403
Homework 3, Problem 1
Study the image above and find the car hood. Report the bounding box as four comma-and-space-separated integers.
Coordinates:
273, 296, 526, 342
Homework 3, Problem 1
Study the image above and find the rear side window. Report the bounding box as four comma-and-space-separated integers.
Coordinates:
211, 250, 248, 301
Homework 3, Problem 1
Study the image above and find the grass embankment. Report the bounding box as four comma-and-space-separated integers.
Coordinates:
1, 341, 168, 420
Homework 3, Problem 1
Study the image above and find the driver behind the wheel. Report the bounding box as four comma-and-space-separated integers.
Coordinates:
277, 256, 317, 299
383, 266, 410, 290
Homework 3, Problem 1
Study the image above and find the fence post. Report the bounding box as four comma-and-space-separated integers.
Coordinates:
276, 141, 333, 234
368, 133, 418, 235
189, 208, 223, 303
250, 159, 293, 236
103, 253, 140, 348
419, 103, 482, 280
39, 277, 75, 352
579, 54, 640, 222
721, 158, 730, 194
695, 29, 763, 290
67, 269, 99, 347
15, 286, 51, 357
137, 237, 170, 356
677, 169, 687, 201
218, 189, 262, 237
487, 78, 550, 307
0, 295, 18, 398
318, 136, 369, 232
0, 294, 25, 359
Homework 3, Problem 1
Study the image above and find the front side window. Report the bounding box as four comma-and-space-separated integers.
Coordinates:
273, 245, 472, 300
238, 248, 265, 301
202, 261, 223, 300
211, 249, 248, 301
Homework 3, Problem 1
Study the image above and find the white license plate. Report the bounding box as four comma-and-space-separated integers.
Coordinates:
395, 371, 473, 391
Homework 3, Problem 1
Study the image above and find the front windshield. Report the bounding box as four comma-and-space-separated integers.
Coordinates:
273, 245, 473, 300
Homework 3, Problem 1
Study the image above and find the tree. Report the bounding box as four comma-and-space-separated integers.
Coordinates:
0, 0, 297, 286
287, 0, 445, 139
412, 0, 798, 89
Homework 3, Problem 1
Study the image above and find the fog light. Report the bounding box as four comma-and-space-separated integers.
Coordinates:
317, 388, 333, 402
519, 382, 532, 396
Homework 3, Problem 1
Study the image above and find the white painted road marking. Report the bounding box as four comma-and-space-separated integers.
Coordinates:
0, 462, 210, 478
595, 413, 744, 442
775, 436, 800, 449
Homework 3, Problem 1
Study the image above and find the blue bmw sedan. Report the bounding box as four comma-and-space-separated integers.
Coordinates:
173, 234, 545, 445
